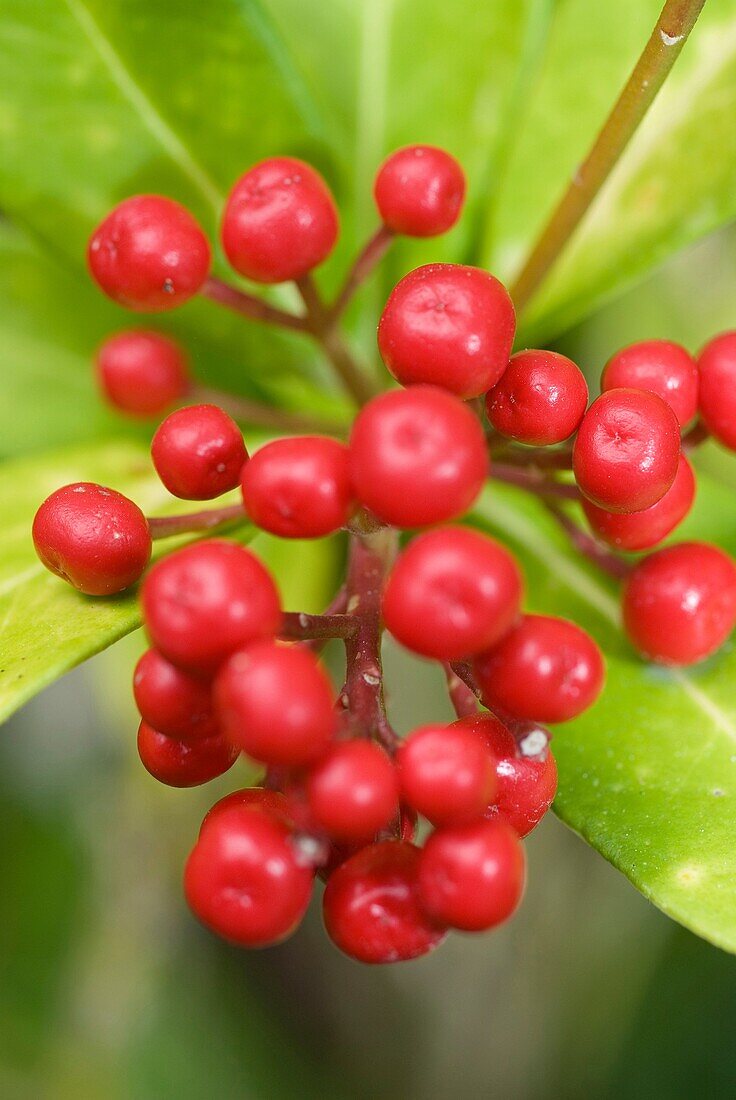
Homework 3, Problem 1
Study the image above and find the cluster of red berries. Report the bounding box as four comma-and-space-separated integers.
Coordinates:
31, 143, 736, 963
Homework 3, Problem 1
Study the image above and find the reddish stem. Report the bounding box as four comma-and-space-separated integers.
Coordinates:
201, 275, 308, 331
147, 503, 245, 539
189, 384, 345, 435
280, 611, 357, 641
682, 421, 710, 449
492, 463, 581, 499
543, 501, 631, 580
490, 440, 574, 470
449, 662, 484, 704
328, 226, 395, 323
442, 662, 479, 718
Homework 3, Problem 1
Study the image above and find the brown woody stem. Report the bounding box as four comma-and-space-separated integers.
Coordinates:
280, 612, 357, 641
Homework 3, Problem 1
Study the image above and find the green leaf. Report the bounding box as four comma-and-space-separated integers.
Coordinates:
471, 473, 736, 953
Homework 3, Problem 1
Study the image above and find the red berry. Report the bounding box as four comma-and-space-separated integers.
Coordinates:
241, 436, 352, 538
377, 263, 515, 398
473, 614, 605, 723
323, 841, 446, 963
601, 339, 698, 427
306, 741, 399, 843
583, 452, 695, 551
397, 724, 497, 825
96, 330, 189, 417
485, 349, 588, 446
199, 788, 293, 838
215, 641, 336, 766
383, 526, 522, 660
417, 819, 525, 932
141, 540, 281, 673
87, 195, 210, 311
573, 389, 680, 513
137, 721, 238, 787
133, 648, 216, 742
349, 386, 488, 527
454, 714, 557, 837
185, 805, 314, 947
151, 404, 247, 500
622, 541, 736, 665
221, 157, 339, 283
373, 145, 466, 237
697, 331, 736, 448
32, 482, 151, 596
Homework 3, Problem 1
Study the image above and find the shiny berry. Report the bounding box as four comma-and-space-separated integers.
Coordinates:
383, 526, 522, 660
601, 339, 698, 427
306, 741, 399, 843
697, 331, 736, 448
141, 540, 281, 673
133, 648, 216, 742
32, 482, 151, 596
622, 541, 736, 665
377, 263, 516, 398
583, 452, 695, 551
474, 614, 605, 723
96, 330, 189, 417
418, 819, 525, 932
323, 841, 446, 964
221, 157, 338, 283
573, 389, 680, 513
215, 641, 336, 766
87, 195, 210, 311
151, 404, 247, 500
397, 724, 497, 826
137, 721, 238, 787
241, 436, 352, 538
486, 349, 588, 446
349, 386, 488, 527
199, 788, 293, 838
374, 145, 466, 237
185, 805, 314, 947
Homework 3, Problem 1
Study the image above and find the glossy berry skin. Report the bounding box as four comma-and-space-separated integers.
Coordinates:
486, 349, 588, 446
133, 649, 216, 742
215, 641, 336, 766
349, 386, 488, 528
454, 714, 557, 837
583, 452, 695, 552
601, 339, 698, 427
185, 805, 314, 947
241, 436, 352, 538
397, 724, 497, 826
88, 195, 210, 311
137, 721, 238, 787
199, 788, 293, 838
383, 526, 522, 660
418, 819, 525, 932
306, 741, 399, 843
323, 841, 446, 964
622, 542, 736, 665
378, 264, 516, 399
221, 157, 338, 283
573, 388, 680, 513
373, 145, 466, 237
697, 331, 736, 448
96, 330, 189, 417
151, 404, 247, 500
33, 482, 151, 596
474, 614, 605, 723
141, 540, 281, 673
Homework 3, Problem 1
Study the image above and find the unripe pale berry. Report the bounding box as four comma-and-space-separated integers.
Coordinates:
322, 841, 447, 964
306, 741, 399, 843
374, 145, 466, 237
397, 724, 497, 826
133, 648, 216, 742
486, 349, 588, 446
185, 805, 314, 947
199, 788, 293, 838
221, 157, 339, 283
87, 195, 210, 311
241, 436, 352, 538
382, 526, 522, 660
137, 721, 238, 787
417, 818, 525, 932
573, 388, 680, 513
378, 263, 516, 398
141, 540, 281, 673
601, 339, 698, 427
151, 404, 247, 500
473, 614, 605, 723
349, 386, 488, 527
622, 541, 736, 665
697, 331, 736, 448
583, 452, 695, 552
96, 330, 189, 417
32, 482, 151, 595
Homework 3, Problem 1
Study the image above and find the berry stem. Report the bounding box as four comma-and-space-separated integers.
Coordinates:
489, 439, 574, 470
510, 0, 707, 313
543, 500, 631, 579
280, 611, 357, 641
448, 661, 484, 704
189, 384, 346, 435
147, 503, 246, 539
200, 276, 308, 331
492, 463, 581, 499
442, 662, 479, 718
328, 226, 395, 324
682, 420, 710, 449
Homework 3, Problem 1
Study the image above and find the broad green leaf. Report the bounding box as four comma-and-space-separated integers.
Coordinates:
471, 472, 736, 953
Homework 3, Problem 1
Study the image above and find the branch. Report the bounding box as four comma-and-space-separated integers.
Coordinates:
201, 276, 308, 332
543, 500, 631, 580
190, 384, 345, 436
442, 662, 479, 718
280, 611, 357, 642
492, 463, 581, 499
147, 503, 245, 539
328, 226, 395, 324
682, 421, 709, 449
